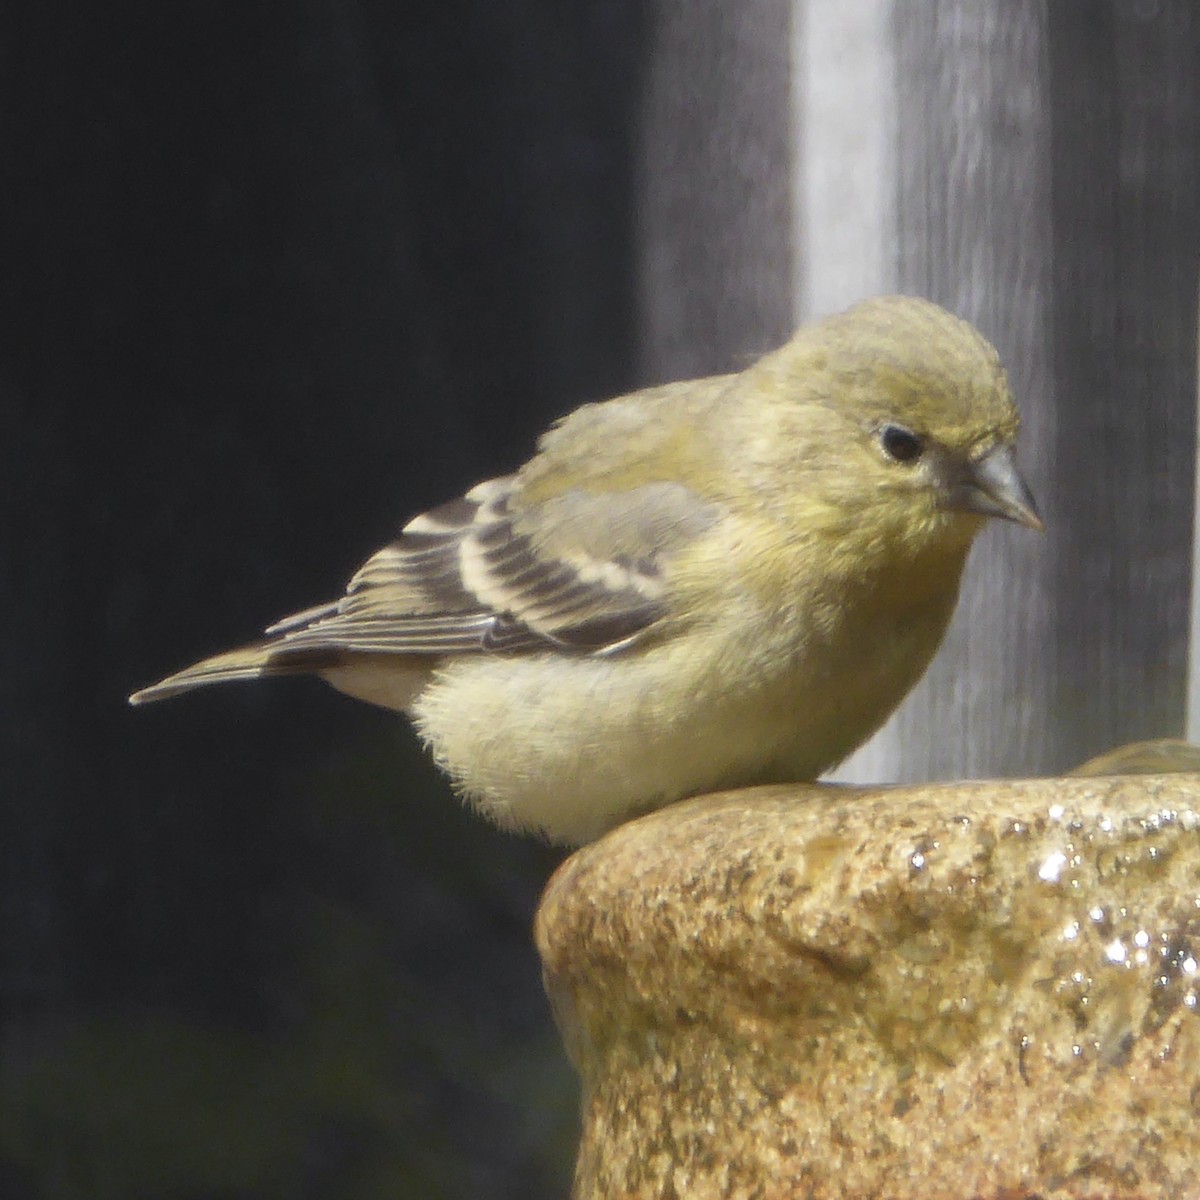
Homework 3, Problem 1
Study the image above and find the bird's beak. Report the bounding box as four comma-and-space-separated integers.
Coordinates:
944, 444, 1044, 531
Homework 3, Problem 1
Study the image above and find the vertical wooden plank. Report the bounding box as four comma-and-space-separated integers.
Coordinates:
841, 1, 1059, 781
1191, 305, 1200, 741
793, 0, 895, 321
1045, 2, 1200, 765
794, 0, 899, 781
635, 0, 794, 381
639, 0, 1199, 781
848, 1, 1200, 780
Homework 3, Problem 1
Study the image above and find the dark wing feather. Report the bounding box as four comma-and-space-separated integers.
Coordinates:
261, 475, 717, 660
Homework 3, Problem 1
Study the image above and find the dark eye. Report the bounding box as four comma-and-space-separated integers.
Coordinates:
880, 424, 924, 463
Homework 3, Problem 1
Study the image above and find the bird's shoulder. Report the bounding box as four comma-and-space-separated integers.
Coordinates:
517, 371, 736, 503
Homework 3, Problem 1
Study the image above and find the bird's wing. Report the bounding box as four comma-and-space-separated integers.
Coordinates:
265, 474, 719, 659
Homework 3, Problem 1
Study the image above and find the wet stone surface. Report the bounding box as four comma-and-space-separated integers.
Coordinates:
536, 775, 1200, 1200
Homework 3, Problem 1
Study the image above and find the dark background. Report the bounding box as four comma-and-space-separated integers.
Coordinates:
2, 3, 646, 1196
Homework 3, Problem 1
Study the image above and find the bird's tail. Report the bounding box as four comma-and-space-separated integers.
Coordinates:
128, 641, 309, 705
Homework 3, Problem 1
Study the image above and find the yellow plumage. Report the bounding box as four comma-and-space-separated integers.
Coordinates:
131, 296, 1041, 843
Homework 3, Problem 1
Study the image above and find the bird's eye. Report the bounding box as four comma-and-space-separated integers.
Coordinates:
880, 425, 924, 463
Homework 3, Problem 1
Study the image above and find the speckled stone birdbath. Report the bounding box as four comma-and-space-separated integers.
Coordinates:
536, 773, 1200, 1200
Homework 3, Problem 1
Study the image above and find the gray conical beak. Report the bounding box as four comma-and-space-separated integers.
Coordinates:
947, 444, 1043, 531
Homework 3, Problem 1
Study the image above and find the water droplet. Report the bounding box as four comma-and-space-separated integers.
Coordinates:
1038, 850, 1067, 882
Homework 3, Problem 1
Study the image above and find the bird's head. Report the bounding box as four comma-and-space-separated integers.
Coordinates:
735, 295, 1041, 556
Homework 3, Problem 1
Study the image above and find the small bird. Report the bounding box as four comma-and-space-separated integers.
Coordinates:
131, 296, 1041, 844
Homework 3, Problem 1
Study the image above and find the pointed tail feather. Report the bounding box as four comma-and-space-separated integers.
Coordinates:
128, 641, 309, 705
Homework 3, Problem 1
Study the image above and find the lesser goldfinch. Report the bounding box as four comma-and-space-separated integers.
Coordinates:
131, 296, 1041, 843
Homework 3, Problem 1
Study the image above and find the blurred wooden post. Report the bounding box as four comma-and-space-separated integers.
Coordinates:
793, 0, 894, 320
1040, 3, 1200, 768
840, 1, 1058, 780
1191, 298, 1200, 741
637, 0, 1200, 784
635, 0, 794, 380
